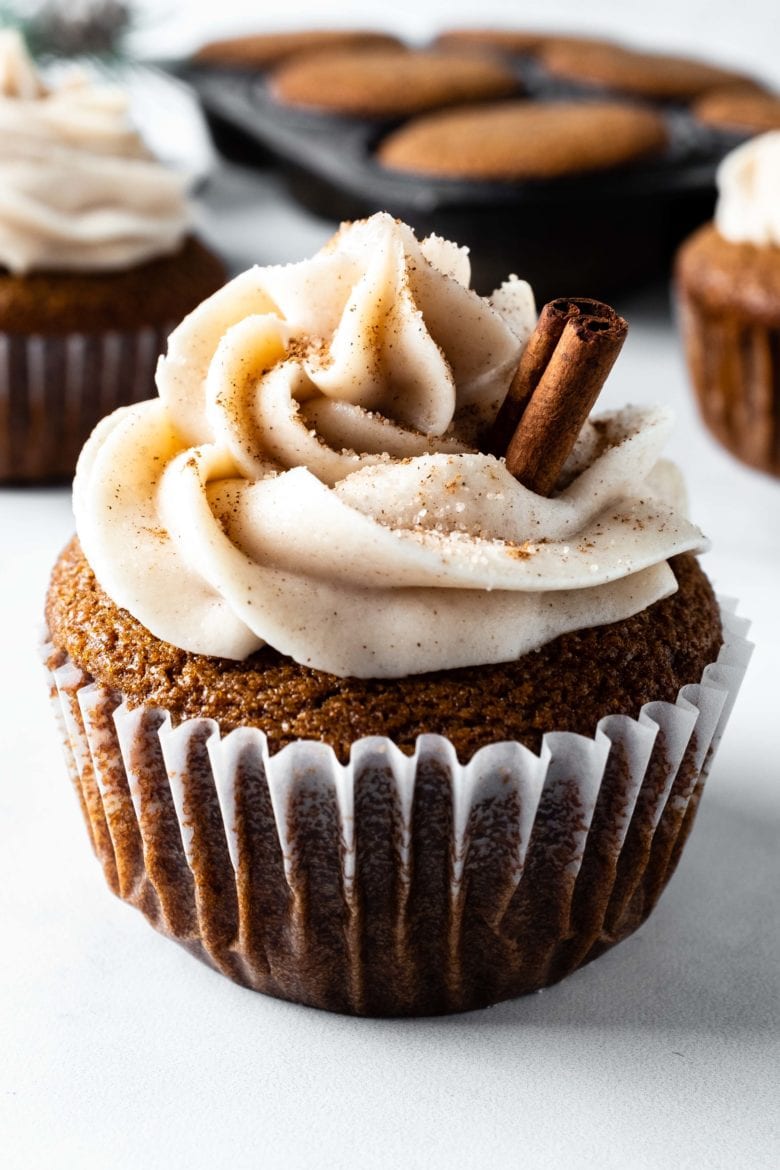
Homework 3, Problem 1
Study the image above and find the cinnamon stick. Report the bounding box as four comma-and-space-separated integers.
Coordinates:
488, 298, 577, 455
498, 298, 627, 495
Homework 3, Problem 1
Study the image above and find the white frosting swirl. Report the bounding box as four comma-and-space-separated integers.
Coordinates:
715, 131, 780, 247
74, 213, 707, 679
0, 30, 192, 274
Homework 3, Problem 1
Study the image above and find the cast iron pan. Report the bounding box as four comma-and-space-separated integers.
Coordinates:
172, 56, 742, 300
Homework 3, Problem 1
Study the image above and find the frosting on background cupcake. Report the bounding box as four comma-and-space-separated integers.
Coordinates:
74, 213, 707, 677
714, 131, 780, 247
0, 29, 192, 274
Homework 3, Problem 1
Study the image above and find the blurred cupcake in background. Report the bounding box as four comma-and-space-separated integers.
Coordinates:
0, 28, 225, 483
676, 131, 780, 477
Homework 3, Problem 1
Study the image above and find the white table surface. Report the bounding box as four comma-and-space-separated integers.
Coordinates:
1, 162, 779, 1170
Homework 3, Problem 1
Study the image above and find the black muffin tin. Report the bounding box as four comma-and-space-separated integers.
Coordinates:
173, 55, 739, 299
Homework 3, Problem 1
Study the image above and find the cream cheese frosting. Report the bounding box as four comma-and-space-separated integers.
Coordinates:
74, 213, 707, 678
715, 131, 780, 248
0, 29, 192, 274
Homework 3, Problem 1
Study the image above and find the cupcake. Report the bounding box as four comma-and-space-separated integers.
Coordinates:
44, 213, 749, 1016
0, 30, 225, 483
676, 132, 780, 476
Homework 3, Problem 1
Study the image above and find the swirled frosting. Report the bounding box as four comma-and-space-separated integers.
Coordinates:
74, 213, 707, 678
715, 131, 780, 247
0, 29, 192, 274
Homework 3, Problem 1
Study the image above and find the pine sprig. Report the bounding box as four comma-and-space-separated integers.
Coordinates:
0, 1, 138, 60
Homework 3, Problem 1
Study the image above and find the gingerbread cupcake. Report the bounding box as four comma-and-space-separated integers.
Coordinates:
44, 213, 749, 1016
676, 132, 780, 476
0, 30, 224, 483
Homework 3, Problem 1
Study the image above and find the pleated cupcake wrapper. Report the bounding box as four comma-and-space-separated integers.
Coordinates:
677, 291, 780, 477
42, 602, 752, 1016
0, 325, 173, 482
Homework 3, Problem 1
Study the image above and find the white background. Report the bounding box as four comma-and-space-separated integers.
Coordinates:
2, 3, 780, 1168
134, 0, 780, 84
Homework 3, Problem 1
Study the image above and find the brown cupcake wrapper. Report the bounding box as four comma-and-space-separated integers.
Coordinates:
42, 603, 751, 1016
677, 289, 780, 476
0, 325, 174, 483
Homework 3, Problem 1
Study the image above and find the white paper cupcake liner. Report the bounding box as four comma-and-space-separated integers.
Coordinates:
42, 602, 751, 1016
0, 325, 172, 482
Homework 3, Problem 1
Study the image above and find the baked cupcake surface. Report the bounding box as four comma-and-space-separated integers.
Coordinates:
195, 29, 403, 69
45, 213, 746, 1016
268, 49, 521, 117
0, 31, 224, 482
693, 88, 780, 135
677, 223, 780, 324
539, 40, 755, 102
377, 100, 667, 180
0, 237, 225, 333
47, 539, 721, 764
676, 132, 780, 475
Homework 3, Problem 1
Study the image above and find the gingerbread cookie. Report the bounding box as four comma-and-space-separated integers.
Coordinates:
377, 100, 668, 180
269, 49, 521, 118
539, 41, 755, 102
693, 88, 780, 135
196, 29, 403, 69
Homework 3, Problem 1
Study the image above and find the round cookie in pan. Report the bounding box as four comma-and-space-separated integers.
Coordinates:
195, 29, 404, 69
268, 48, 522, 118
538, 41, 757, 102
692, 88, 780, 135
377, 100, 668, 181
433, 27, 551, 56
433, 28, 621, 59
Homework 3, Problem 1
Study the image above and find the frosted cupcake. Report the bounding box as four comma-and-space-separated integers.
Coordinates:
676, 132, 780, 476
44, 213, 749, 1015
0, 30, 224, 482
